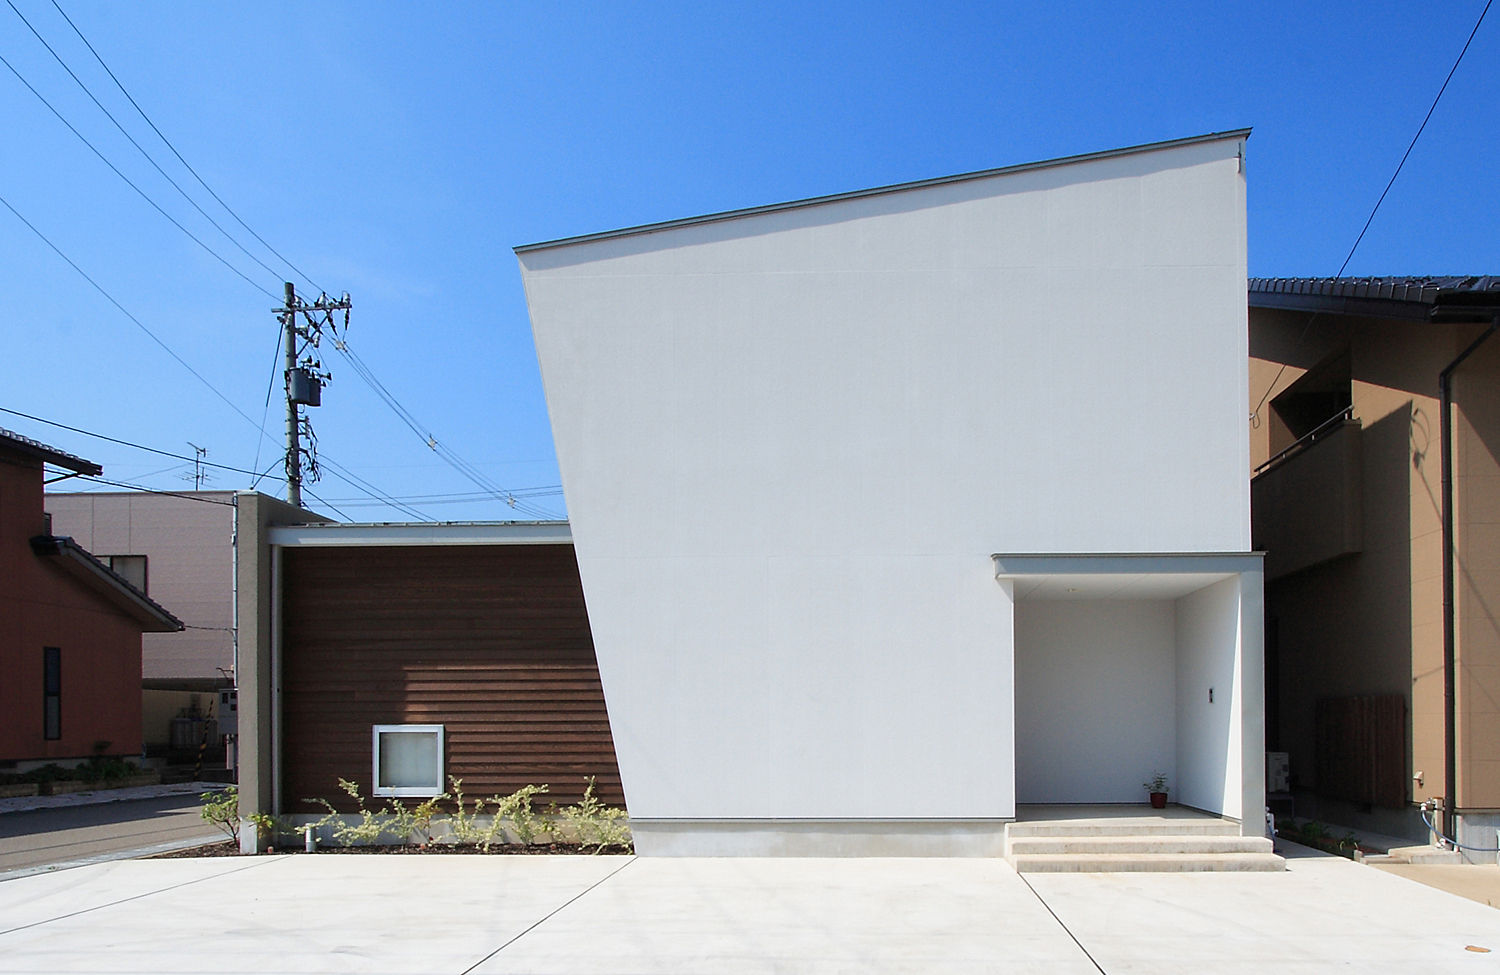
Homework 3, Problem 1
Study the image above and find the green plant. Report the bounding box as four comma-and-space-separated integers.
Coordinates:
553, 777, 631, 853
1142, 771, 1168, 793
444, 777, 484, 845
305, 778, 390, 846
466, 784, 552, 851
407, 793, 447, 846
22, 764, 74, 784
495, 784, 549, 846
79, 757, 138, 783
246, 811, 284, 844
200, 786, 241, 843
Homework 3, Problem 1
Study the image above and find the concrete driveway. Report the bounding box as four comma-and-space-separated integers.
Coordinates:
0, 846, 1494, 974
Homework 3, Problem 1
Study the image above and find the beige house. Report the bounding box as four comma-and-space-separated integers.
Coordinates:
45, 491, 237, 755
1249, 276, 1500, 856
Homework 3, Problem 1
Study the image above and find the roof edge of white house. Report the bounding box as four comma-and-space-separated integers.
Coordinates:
268, 520, 571, 547
514, 128, 1252, 254
992, 552, 1265, 576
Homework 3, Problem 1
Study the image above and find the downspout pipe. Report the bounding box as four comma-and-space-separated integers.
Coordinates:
1432, 293, 1500, 843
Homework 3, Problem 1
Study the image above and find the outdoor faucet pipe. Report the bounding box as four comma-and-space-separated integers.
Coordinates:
1420, 800, 1500, 853
1434, 298, 1500, 843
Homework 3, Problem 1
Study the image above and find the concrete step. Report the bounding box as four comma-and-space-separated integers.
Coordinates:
1008, 834, 1275, 857
1006, 820, 1241, 838
1009, 851, 1287, 873
1366, 844, 1464, 865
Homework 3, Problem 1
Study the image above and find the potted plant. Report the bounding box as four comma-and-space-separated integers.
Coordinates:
1143, 771, 1168, 809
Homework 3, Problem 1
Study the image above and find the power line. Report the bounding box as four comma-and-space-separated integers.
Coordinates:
330, 336, 560, 518
4, 9, 529, 522
1333, 0, 1491, 283
0, 191, 267, 430
65, 472, 238, 506
0, 405, 266, 478
0, 49, 279, 302
292, 483, 353, 522
316, 454, 432, 521
1250, 0, 1492, 423
48, 0, 321, 294
250, 326, 285, 486
321, 486, 564, 504
5, 0, 287, 285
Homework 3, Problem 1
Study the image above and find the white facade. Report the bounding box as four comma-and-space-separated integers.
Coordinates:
518, 131, 1262, 855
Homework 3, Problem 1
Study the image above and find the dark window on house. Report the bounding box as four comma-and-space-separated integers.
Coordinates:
104, 555, 148, 593
43, 647, 61, 740
1269, 350, 1352, 454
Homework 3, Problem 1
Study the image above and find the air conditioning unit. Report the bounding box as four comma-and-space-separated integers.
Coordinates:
1267, 751, 1290, 793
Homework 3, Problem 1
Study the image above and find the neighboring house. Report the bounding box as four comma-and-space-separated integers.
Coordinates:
518, 131, 1265, 855
46, 491, 237, 757
0, 429, 181, 767
1249, 276, 1500, 856
232, 500, 622, 852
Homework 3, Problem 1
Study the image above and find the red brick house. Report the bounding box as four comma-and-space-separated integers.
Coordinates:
0, 429, 181, 766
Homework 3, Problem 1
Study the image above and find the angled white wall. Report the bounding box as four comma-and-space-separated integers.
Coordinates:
518, 133, 1251, 854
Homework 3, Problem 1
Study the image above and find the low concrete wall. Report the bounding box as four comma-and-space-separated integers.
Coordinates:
630, 820, 1010, 857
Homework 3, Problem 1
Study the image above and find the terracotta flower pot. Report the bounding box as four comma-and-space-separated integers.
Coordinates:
1149, 792, 1167, 809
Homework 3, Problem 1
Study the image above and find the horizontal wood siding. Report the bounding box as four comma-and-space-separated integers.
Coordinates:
279, 544, 623, 813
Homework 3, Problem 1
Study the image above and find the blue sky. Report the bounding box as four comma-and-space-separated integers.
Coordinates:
2, 0, 1495, 521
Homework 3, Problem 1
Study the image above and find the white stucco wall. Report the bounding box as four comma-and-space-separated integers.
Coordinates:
1014, 600, 1176, 803
1174, 576, 1244, 819
519, 134, 1250, 847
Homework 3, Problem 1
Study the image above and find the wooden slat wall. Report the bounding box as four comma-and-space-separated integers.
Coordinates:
279, 544, 624, 813
1314, 694, 1405, 808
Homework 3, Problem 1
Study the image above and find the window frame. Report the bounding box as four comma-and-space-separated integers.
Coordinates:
43, 647, 61, 740
370, 724, 445, 798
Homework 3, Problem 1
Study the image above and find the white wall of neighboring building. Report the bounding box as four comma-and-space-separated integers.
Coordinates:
519, 133, 1252, 853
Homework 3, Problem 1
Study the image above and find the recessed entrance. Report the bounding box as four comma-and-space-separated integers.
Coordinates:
995, 553, 1262, 827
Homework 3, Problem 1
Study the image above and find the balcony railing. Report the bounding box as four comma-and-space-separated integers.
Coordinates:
1255, 405, 1356, 478
1252, 413, 1362, 581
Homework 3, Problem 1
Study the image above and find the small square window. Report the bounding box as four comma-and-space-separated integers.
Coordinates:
372, 725, 444, 797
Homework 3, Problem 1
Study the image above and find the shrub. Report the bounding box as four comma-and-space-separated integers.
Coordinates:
553, 777, 631, 853
200, 786, 241, 843
306, 778, 393, 846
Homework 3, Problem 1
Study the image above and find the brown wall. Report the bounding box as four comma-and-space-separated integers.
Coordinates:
1454, 333, 1500, 807
1251, 306, 1500, 811
278, 543, 622, 812
0, 454, 143, 762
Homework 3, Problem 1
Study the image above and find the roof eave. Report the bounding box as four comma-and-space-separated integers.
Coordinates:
30, 536, 183, 632
0, 429, 101, 475
1248, 290, 1434, 322
515, 128, 1252, 254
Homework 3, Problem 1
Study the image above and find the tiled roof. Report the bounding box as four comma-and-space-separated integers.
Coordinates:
0, 427, 101, 475
30, 535, 183, 632
1249, 276, 1500, 304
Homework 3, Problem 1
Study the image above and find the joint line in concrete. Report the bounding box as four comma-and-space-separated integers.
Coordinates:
459, 856, 638, 975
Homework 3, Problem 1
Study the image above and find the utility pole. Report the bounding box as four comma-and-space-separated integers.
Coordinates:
282, 283, 302, 507
279, 282, 351, 510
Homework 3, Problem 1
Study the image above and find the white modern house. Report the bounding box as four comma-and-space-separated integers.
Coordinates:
517, 130, 1265, 857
